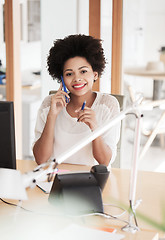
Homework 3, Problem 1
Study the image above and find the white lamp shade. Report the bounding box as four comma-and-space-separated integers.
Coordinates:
0, 168, 27, 200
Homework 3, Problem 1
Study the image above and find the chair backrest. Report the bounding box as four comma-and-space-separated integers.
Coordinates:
111, 94, 124, 168
49, 90, 124, 168
49, 90, 57, 95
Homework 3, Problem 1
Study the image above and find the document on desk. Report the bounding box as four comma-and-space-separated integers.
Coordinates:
55, 224, 125, 240
37, 181, 53, 193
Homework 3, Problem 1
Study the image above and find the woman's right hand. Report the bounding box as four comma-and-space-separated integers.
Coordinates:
49, 83, 70, 116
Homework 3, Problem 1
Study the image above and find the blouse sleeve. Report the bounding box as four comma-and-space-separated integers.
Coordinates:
96, 94, 121, 166
32, 95, 51, 148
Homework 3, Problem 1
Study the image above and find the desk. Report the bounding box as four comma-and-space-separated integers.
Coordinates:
124, 67, 165, 100
0, 160, 164, 239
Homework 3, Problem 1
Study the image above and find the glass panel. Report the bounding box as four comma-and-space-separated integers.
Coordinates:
122, 0, 165, 172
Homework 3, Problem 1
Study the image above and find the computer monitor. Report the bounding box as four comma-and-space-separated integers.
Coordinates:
0, 101, 16, 169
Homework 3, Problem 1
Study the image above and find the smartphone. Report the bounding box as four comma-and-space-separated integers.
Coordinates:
61, 76, 69, 103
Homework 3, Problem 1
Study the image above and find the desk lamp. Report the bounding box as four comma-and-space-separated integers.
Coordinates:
0, 96, 143, 233
0, 160, 57, 200
0, 168, 27, 200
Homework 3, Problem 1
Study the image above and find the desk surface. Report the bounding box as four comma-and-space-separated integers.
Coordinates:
125, 67, 165, 80
1, 160, 164, 240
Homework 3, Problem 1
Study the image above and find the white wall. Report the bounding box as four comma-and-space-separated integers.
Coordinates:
40, 0, 113, 97
143, 0, 165, 62
41, 0, 78, 99
41, 0, 90, 100
77, 0, 89, 35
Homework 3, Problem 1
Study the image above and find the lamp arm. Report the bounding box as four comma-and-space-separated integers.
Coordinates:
22, 160, 57, 189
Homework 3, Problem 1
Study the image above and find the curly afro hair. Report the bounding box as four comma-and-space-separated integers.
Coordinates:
47, 34, 106, 82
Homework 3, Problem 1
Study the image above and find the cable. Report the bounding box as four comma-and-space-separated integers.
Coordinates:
72, 212, 130, 225
103, 203, 126, 217
99, 212, 130, 225
0, 198, 63, 217
0, 198, 129, 225
0, 198, 33, 213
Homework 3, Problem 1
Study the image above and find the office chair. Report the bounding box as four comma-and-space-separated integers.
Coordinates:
126, 85, 165, 160
111, 94, 124, 168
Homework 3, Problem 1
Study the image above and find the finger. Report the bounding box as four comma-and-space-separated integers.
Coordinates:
77, 111, 93, 121
58, 82, 70, 101
56, 89, 70, 101
59, 82, 63, 90
50, 99, 65, 112
55, 95, 67, 106
52, 94, 67, 107
78, 116, 98, 130
55, 98, 67, 109
75, 107, 81, 113
78, 114, 93, 122
56, 99, 66, 107
78, 115, 90, 122
75, 105, 89, 113
78, 109, 95, 119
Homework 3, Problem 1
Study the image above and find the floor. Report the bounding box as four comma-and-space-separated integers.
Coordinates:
121, 126, 165, 173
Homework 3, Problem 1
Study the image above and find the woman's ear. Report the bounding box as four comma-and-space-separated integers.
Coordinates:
93, 72, 98, 82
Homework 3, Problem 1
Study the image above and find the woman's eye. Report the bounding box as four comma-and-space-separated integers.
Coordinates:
81, 70, 87, 74
66, 72, 72, 76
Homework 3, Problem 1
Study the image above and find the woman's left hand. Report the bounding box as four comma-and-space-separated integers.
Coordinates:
77, 106, 98, 131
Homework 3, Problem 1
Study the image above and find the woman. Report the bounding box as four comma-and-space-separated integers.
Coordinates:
33, 34, 120, 167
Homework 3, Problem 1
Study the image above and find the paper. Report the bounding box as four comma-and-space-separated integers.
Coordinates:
91, 226, 116, 233
55, 224, 125, 240
37, 181, 53, 194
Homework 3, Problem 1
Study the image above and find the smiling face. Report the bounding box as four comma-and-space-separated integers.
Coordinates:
63, 56, 98, 97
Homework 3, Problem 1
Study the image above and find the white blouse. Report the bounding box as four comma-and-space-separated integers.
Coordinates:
33, 92, 121, 167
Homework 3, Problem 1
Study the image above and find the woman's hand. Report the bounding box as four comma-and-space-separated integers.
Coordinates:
49, 83, 70, 116
77, 106, 98, 131
77, 106, 111, 165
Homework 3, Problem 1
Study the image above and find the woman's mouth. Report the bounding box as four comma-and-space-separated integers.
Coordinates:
72, 83, 87, 90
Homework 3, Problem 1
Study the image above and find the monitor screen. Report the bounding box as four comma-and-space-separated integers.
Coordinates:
0, 101, 16, 169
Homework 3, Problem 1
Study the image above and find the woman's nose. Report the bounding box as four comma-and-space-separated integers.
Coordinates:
74, 74, 82, 82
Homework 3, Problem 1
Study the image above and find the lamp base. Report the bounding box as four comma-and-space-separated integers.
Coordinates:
122, 224, 140, 234
121, 199, 141, 233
